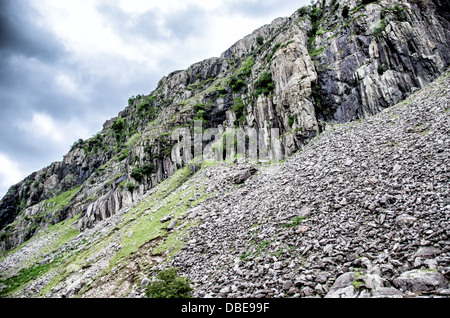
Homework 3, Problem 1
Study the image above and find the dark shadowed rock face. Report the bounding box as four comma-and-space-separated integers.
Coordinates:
0, 0, 449, 256
310, 0, 450, 124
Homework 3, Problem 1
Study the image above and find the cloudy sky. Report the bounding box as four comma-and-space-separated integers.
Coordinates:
0, 0, 308, 198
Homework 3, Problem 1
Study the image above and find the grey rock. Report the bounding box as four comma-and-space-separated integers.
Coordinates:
414, 247, 441, 259
316, 273, 328, 284
166, 219, 178, 231
396, 214, 417, 228
330, 272, 355, 290
362, 274, 385, 290
393, 270, 450, 293
300, 286, 314, 297
371, 287, 403, 298
282, 280, 293, 291
160, 215, 171, 223
273, 262, 283, 270
325, 285, 357, 298
232, 170, 252, 184
186, 207, 202, 219
140, 278, 150, 288
299, 205, 314, 218
314, 283, 326, 295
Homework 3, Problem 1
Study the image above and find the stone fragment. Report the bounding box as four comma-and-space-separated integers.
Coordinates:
300, 286, 314, 297
324, 272, 358, 298
166, 219, 177, 231
140, 278, 150, 288
362, 274, 385, 290
160, 215, 172, 223
299, 205, 313, 218
396, 214, 417, 228
282, 280, 293, 291
393, 270, 449, 293
371, 287, 403, 298
232, 170, 252, 184
325, 285, 357, 298
413, 247, 441, 259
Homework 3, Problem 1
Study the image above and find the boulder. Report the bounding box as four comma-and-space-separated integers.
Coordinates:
325, 272, 358, 298
371, 287, 403, 298
232, 168, 257, 185
393, 270, 449, 293
166, 219, 178, 231
396, 214, 417, 228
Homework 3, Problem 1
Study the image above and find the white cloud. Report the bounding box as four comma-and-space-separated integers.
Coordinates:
33, 0, 160, 67
117, 0, 220, 15
31, 0, 307, 77
0, 154, 25, 198
55, 74, 81, 96
15, 112, 91, 148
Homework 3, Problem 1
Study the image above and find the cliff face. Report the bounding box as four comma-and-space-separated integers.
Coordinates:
311, 0, 450, 123
0, 0, 449, 269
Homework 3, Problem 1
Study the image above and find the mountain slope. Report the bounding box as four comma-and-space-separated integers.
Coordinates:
1, 66, 448, 299
0, 0, 449, 298
1, 0, 449, 250
171, 69, 450, 298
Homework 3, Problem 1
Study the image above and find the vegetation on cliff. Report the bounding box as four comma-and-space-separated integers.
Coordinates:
0, 0, 449, 298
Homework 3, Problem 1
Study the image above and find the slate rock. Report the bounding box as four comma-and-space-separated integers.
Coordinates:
232, 170, 252, 184
166, 219, 178, 231
324, 272, 357, 298
395, 214, 417, 228
393, 270, 450, 293
414, 247, 441, 259
370, 287, 403, 298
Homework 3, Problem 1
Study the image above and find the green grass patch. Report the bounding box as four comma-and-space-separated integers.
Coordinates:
109, 166, 194, 268
0, 260, 60, 297
145, 267, 192, 298
152, 220, 199, 260
309, 46, 324, 58
232, 97, 246, 125
0, 215, 82, 296
282, 216, 306, 228
44, 186, 81, 215
38, 225, 116, 297
240, 238, 273, 261
254, 71, 275, 97
238, 56, 255, 78
373, 18, 387, 37
125, 133, 141, 147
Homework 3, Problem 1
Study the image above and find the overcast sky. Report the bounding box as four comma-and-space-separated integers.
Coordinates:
0, 0, 309, 198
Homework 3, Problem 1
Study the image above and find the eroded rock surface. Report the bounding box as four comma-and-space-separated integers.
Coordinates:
0, 0, 449, 299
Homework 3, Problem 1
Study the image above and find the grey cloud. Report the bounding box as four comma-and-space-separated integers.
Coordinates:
98, 3, 165, 42
0, 0, 68, 120
160, 4, 209, 40
0, 0, 111, 187
0, 0, 66, 61
98, 2, 210, 43
225, 0, 303, 19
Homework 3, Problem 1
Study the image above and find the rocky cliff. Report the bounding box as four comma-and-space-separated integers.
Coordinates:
0, 0, 449, 298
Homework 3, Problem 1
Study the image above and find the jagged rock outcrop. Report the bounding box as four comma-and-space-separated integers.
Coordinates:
0, 0, 449, 298
312, 0, 450, 124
